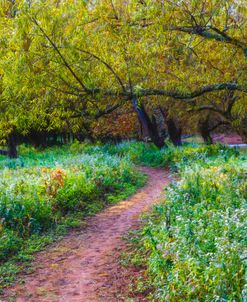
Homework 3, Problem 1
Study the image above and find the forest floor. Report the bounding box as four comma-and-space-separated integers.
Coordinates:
2, 167, 170, 302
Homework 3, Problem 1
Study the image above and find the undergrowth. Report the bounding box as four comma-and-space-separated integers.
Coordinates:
0, 140, 245, 297
122, 145, 246, 302
0, 142, 146, 289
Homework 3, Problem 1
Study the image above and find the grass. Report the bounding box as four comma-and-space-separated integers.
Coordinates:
123, 145, 246, 301
0, 140, 245, 298
0, 141, 146, 289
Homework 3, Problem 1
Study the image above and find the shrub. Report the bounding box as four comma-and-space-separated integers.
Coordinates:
0, 229, 23, 261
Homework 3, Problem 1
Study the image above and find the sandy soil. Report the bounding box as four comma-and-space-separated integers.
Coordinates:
2, 167, 169, 302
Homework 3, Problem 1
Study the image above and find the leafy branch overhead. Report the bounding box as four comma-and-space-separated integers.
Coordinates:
0, 0, 246, 147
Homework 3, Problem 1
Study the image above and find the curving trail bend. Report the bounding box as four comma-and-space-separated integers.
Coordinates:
3, 167, 170, 302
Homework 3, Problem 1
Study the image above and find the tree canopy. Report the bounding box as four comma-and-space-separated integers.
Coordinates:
0, 0, 246, 154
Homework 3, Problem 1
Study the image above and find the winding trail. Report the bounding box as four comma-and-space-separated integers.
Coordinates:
3, 167, 169, 302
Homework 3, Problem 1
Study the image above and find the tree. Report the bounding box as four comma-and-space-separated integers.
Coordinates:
0, 0, 246, 154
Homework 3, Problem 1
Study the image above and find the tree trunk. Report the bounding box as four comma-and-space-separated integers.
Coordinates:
201, 130, 213, 144
159, 108, 182, 146
198, 115, 213, 144
132, 97, 165, 148
166, 118, 182, 146
199, 126, 213, 144
8, 133, 18, 158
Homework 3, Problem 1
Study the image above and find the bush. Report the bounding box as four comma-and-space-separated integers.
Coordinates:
0, 230, 23, 261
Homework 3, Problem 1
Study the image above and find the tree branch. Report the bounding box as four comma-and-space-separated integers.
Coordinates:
136, 83, 247, 99
64, 102, 124, 120
78, 49, 126, 92
209, 120, 230, 132
188, 105, 225, 115
31, 17, 89, 91
171, 25, 247, 57
95, 103, 124, 118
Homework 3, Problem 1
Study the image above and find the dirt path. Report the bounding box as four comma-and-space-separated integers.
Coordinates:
3, 167, 169, 302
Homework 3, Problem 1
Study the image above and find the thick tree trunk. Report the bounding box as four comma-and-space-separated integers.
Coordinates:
132, 97, 165, 148
199, 126, 213, 144
166, 118, 182, 146
159, 108, 182, 146
8, 133, 18, 158
200, 129, 213, 144
198, 116, 213, 144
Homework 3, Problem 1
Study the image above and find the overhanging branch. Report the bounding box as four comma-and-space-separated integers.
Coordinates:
47, 81, 246, 101
136, 83, 247, 99
31, 18, 89, 92
171, 25, 247, 57
78, 49, 126, 92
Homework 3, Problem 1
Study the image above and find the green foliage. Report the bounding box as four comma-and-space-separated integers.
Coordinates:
0, 143, 145, 268
102, 140, 239, 168
0, 230, 23, 262
0, 0, 246, 144
0, 141, 245, 294
128, 150, 246, 301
